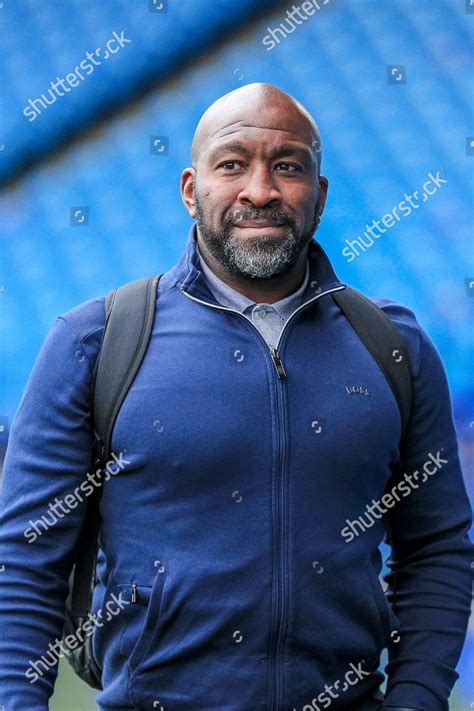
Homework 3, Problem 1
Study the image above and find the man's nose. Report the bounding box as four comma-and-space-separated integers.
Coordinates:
237, 166, 281, 207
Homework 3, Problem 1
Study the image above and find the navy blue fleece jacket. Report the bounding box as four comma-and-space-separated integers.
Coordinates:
0, 224, 472, 710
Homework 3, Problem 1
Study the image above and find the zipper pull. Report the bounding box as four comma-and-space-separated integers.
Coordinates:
270, 348, 287, 379
131, 583, 138, 603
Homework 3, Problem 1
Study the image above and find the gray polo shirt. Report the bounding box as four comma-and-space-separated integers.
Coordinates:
196, 242, 310, 350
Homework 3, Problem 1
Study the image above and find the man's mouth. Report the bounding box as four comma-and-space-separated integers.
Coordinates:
233, 219, 287, 229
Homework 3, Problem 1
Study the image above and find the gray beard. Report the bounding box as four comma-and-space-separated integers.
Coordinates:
194, 198, 317, 281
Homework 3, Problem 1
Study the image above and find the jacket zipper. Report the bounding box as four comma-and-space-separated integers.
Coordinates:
270, 368, 286, 711
180, 283, 345, 381
181, 281, 345, 710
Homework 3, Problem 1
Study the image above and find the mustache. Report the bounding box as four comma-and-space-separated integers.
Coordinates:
224, 208, 294, 226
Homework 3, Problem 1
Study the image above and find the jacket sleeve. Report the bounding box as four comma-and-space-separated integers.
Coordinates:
0, 316, 96, 710
381, 319, 473, 710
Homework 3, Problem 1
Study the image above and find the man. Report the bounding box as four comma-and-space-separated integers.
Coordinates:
0, 83, 472, 711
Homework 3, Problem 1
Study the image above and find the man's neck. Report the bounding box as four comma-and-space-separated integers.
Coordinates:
195, 229, 310, 304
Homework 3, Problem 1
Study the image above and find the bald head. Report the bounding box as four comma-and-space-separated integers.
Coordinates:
191, 82, 322, 174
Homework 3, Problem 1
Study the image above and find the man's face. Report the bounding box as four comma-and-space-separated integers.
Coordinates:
190, 127, 326, 281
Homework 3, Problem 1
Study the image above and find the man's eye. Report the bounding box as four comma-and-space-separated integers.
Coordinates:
275, 163, 301, 172
219, 161, 243, 170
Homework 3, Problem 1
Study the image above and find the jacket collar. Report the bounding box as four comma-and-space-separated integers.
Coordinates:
174, 223, 344, 306
195, 239, 311, 318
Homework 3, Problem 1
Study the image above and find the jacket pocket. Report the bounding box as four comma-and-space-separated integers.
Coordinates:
118, 571, 167, 671
365, 563, 397, 648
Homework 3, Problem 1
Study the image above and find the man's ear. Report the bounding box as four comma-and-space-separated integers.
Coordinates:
316, 176, 329, 221
180, 167, 197, 218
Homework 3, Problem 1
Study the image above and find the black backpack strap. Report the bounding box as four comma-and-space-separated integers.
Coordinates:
69, 274, 162, 619
331, 286, 413, 446
93, 274, 162, 461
